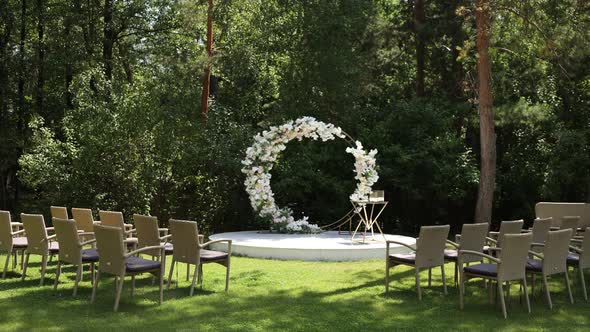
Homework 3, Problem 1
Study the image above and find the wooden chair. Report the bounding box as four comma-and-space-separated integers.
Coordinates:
459, 232, 533, 319
0, 211, 27, 278
50, 206, 69, 220
52, 217, 98, 296
385, 225, 450, 300
167, 219, 232, 295
21, 213, 59, 285
526, 229, 574, 309
91, 224, 165, 312
486, 219, 524, 250
98, 210, 137, 250
568, 227, 590, 301
445, 223, 488, 285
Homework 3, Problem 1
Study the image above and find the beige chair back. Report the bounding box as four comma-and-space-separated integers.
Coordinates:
99, 211, 126, 231
560, 216, 580, 233
541, 229, 573, 275
134, 214, 161, 256
415, 225, 450, 268
50, 206, 69, 220
497, 220, 524, 247
536, 202, 590, 228
94, 224, 125, 276
169, 219, 201, 265
21, 214, 49, 255
579, 228, 590, 269
71, 208, 95, 232
0, 211, 13, 252
459, 223, 488, 263
531, 217, 553, 244
498, 232, 532, 281
52, 218, 82, 264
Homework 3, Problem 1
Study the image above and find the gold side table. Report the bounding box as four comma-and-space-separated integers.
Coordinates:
350, 200, 388, 243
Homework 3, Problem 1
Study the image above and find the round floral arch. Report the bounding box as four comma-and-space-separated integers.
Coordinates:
241, 117, 379, 233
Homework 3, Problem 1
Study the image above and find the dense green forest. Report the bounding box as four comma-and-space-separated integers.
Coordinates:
0, 0, 588, 235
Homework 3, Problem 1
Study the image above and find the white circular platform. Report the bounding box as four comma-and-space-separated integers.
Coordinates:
208, 231, 415, 261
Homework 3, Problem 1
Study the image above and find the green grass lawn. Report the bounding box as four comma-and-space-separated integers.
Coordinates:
0, 254, 589, 331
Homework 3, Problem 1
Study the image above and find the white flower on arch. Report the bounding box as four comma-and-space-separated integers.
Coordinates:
241, 117, 379, 233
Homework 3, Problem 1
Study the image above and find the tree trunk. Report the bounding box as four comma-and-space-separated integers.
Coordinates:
200, 0, 213, 126
36, 0, 45, 118
64, 4, 73, 109
103, 0, 114, 81
474, 0, 496, 224
413, 0, 425, 97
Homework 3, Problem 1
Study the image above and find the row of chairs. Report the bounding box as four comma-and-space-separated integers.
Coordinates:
0, 207, 232, 311
385, 216, 589, 318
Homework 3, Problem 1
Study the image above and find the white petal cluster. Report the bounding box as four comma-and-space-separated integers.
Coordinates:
241, 117, 378, 234
346, 141, 379, 202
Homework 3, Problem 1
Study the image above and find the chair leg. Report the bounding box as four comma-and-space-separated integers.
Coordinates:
441, 265, 447, 295
579, 267, 588, 301
416, 268, 422, 301
54, 261, 62, 290
385, 261, 390, 297
91, 270, 101, 303
522, 278, 531, 313
159, 261, 164, 305
459, 270, 465, 310
130, 275, 135, 297
428, 268, 432, 287
225, 259, 231, 292
542, 274, 552, 309
489, 280, 494, 304
21, 253, 30, 281
532, 274, 535, 297
565, 270, 574, 304
167, 258, 175, 290
40, 255, 47, 286
197, 264, 203, 287
73, 264, 82, 296
498, 281, 507, 319
13, 251, 17, 269
189, 264, 199, 296
2, 253, 9, 279
454, 262, 458, 286
506, 281, 510, 305
114, 274, 125, 312
91, 263, 95, 286
186, 263, 190, 281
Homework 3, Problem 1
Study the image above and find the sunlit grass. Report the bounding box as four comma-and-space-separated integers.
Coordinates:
0, 255, 589, 331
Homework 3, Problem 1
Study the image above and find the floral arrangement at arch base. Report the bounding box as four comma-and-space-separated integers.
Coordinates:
241, 117, 379, 234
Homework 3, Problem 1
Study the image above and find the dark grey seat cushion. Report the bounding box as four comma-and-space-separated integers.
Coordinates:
444, 249, 458, 261
526, 259, 543, 273
161, 242, 173, 255
48, 241, 60, 254
126, 256, 161, 272
81, 248, 99, 262
389, 253, 416, 265
12, 237, 28, 249
567, 253, 580, 266
200, 249, 228, 262
464, 263, 498, 277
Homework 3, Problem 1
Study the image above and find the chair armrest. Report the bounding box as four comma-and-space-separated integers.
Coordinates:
46, 227, 55, 234
200, 239, 232, 249
11, 229, 26, 236
125, 245, 165, 258
488, 231, 499, 237
42, 234, 57, 242
159, 234, 172, 241
486, 247, 501, 252
550, 226, 560, 231
93, 221, 101, 225
11, 222, 23, 227
158, 228, 169, 235
124, 228, 136, 235
530, 242, 545, 249
521, 229, 532, 233
569, 246, 583, 254
386, 240, 416, 252
80, 239, 97, 247
485, 237, 498, 245
446, 239, 459, 249
78, 232, 94, 236
459, 250, 500, 264
528, 250, 544, 259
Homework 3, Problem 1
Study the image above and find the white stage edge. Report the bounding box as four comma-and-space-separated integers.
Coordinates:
209, 231, 415, 261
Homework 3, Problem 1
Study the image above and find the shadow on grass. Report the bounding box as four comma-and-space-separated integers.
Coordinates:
0, 258, 589, 331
